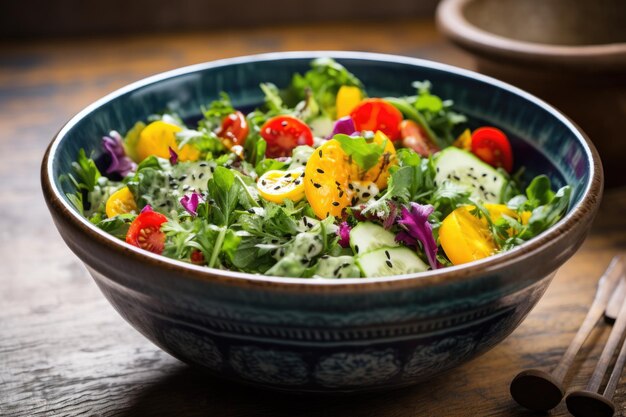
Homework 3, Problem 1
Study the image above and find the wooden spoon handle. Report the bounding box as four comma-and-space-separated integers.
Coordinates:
552, 256, 624, 381
587, 276, 626, 393
603, 323, 626, 400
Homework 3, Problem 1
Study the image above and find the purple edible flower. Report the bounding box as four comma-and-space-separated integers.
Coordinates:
180, 192, 203, 216
168, 147, 178, 165
140, 205, 153, 214
328, 116, 357, 139
102, 131, 136, 177
396, 203, 440, 270
337, 221, 351, 248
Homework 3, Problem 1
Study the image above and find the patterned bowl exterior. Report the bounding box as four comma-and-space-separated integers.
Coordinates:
42, 52, 602, 392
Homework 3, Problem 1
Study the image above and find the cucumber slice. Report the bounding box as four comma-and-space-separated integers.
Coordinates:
314, 256, 361, 278
356, 246, 429, 277
435, 147, 507, 203
349, 222, 398, 255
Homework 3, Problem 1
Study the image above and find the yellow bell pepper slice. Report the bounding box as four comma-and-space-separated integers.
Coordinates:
336, 86, 362, 119
453, 128, 472, 151
134, 121, 200, 162
105, 186, 137, 218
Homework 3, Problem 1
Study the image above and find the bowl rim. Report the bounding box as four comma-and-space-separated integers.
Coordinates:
436, 0, 626, 70
41, 50, 603, 292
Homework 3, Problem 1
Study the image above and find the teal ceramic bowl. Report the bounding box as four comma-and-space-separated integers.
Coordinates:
41, 52, 602, 393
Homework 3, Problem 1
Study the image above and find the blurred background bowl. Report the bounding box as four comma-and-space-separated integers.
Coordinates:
436, 0, 626, 188
42, 52, 602, 393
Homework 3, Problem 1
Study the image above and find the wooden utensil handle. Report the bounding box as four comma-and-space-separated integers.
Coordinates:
552, 257, 624, 381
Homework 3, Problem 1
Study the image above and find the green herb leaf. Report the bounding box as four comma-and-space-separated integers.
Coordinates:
207, 166, 241, 226
72, 149, 101, 192
334, 134, 385, 171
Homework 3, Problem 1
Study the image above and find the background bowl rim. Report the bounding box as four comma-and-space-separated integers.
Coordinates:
41, 50, 603, 292
436, 0, 626, 70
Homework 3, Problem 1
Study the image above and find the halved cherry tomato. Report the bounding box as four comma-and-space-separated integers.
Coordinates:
260, 115, 314, 158
135, 121, 200, 162
105, 186, 137, 218
439, 203, 525, 265
190, 250, 205, 265
399, 120, 439, 156
126, 210, 168, 254
304, 131, 396, 219
471, 127, 513, 173
217, 111, 249, 146
257, 167, 306, 204
350, 98, 403, 141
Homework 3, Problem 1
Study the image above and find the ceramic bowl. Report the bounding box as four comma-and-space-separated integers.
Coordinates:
436, 0, 626, 187
41, 52, 602, 393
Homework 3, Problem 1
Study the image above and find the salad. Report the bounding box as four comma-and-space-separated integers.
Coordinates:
65, 58, 571, 279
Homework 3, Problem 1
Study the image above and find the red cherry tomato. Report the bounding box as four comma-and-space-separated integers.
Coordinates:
217, 111, 249, 145
260, 115, 314, 158
126, 210, 168, 254
471, 127, 514, 173
399, 120, 439, 156
190, 249, 205, 265
350, 98, 403, 141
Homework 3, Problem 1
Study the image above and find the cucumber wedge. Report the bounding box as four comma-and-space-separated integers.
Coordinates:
435, 147, 507, 203
356, 246, 428, 277
349, 222, 398, 255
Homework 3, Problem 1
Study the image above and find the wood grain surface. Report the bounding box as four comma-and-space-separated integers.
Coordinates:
1, 19, 625, 416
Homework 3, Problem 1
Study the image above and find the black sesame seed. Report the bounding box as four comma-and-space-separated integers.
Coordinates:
318, 150, 323, 158
294, 180, 301, 185
321, 255, 329, 259
274, 185, 281, 190
247, 208, 255, 213
493, 176, 497, 182
453, 175, 461, 181
482, 173, 487, 177
199, 173, 204, 179
335, 181, 340, 186
191, 174, 196, 180
332, 202, 340, 206
210, 166, 215, 173
333, 266, 342, 276
281, 120, 288, 127
178, 175, 187, 181
262, 180, 267, 186
385, 250, 390, 259
301, 258, 309, 265
308, 244, 315, 253
436, 167, 440, 172
313, 183, 322, 188
354, 245, 359, 254
339, 191, 344, 198
348, 183, 354, 190
362, 192, 371, 198
469, 167, 474, 170
386, 260, 393, 268
341, 263, 350, 269
479, 185, 485, 191
199, 162, 208, 167
317, 168, 324, 174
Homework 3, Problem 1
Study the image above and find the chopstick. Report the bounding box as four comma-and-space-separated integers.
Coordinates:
510, 255, 624, 412
566, 271, 626, 417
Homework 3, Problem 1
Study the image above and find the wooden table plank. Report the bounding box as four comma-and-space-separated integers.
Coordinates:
1, 19, 625, 416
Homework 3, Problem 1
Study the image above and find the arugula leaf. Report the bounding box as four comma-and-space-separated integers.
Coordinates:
94, 213, 136, 239
206, 166, 241, 226
334, 134, 386, 171
260, 83, 288, 113
72, 149, 101, 192
176, 129, 225, 154
255, 158, 288, 177
525, 175, 555, 207
198, 92, 236, 132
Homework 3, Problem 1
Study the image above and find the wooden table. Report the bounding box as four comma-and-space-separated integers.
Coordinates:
1, 19, 625, 416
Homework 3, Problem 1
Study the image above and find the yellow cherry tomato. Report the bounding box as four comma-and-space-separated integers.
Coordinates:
453, 128, 472, 151
105, 186, 137, 218
135, 121, 200, 162
360, 131, 397, 190
304, 140, 353, 218
440, 204, 528, 265
257, 168, 306, 204
336, 86, 362, 119
304, 132, 396, 219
